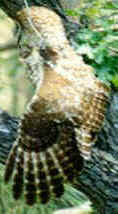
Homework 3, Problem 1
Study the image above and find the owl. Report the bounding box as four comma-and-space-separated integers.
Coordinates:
4, 6, 110, 205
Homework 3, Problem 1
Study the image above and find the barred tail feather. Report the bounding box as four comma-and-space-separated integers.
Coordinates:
35, 152, 50, 204
52, 141, 82, 182
12, 147, 24, 199
4, 110, 83, 205
24, 151, 37, 205
45, 150, 64, 198
4, 141, 18, 183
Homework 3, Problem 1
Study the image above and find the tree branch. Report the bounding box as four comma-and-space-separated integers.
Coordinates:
0, 41, 17, 51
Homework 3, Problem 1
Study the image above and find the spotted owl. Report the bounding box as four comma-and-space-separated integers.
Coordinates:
4, 6, 110, 205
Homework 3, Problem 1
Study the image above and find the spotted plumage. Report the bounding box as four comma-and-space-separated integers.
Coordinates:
5, 99, 83, 205
4, 6, 110, 205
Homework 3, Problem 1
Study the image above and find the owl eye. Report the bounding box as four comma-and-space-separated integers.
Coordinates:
40, 47, 58, 65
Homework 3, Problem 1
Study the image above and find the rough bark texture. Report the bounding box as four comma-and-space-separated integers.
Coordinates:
0, 110, 18, 164
0, 91, 118, 213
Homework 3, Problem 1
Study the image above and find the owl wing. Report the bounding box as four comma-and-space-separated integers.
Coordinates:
4, 6, 110, 205
4, 97, 83, 205
4, 81, 110, 205
75, 82, 110, 160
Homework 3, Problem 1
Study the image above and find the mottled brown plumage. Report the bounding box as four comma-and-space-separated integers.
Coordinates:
4, 6, 110, 205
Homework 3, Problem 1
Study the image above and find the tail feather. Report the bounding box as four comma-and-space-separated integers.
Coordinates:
4, 112, 83, 205
12, 147, 24, 200
54, 142, 75, 182
48, 145, 67, 180
4, 141, 18, 183
24, 151, 37, 205
45, 150, 64, 197
36, 153, 50, 204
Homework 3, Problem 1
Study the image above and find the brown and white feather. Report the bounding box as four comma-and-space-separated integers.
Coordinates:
4, 6, 110, 205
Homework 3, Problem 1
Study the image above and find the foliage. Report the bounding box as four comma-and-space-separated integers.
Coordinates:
73, 1, 118, 89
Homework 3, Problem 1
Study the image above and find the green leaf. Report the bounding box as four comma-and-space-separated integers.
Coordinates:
104, 2, 118, 9
112, 74, 118, 88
